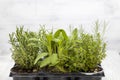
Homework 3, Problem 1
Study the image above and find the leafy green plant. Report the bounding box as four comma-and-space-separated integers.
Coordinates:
57, 22, 106, 72
30, 28, 69, 70
9, 27, 40, 70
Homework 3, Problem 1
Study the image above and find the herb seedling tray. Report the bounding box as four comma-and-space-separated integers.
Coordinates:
10, 70, 104, 80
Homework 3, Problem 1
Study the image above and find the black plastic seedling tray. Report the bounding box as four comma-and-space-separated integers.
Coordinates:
9, 72, 39, 80
10, 70, 104, 80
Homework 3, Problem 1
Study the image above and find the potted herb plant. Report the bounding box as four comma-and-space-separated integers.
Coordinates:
9, 21, 106, 80
9, 27, 40, 80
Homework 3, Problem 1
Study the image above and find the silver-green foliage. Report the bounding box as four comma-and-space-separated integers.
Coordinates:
58, 22, 106, 72
9, 27, 39, 69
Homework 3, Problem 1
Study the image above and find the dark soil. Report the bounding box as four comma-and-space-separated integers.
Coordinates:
11, 65, 38, 73
85, 66, 103, 73
11, 64, 103, 74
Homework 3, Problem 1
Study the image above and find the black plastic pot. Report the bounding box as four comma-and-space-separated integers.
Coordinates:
9, 71, 39, 80
10, 67, 104, 80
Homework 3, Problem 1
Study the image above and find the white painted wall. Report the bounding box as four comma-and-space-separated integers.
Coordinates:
0, 0, 120, 43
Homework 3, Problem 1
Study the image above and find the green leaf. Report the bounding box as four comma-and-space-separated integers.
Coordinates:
40, 56, 51, 68
54, 29, 68, 40
40, 54, 58, 68
52, 38, 62, 45
56, 66, 67, 72
52, 38, 60, 42
46, 34, 53, 56
72, 28, 78, 40
50, 54, 58, 65
34, 53, 48, 64
46, 34, 53, 42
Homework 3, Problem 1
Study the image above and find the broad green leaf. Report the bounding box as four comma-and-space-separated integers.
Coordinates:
40, 54, 58, 68
34, 53, 48, 64
54, 29, 68, 40
50, 54, 58, 65
40, 56, 51, 68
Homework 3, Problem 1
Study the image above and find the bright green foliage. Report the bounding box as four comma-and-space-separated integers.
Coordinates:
40, 54, 58, 67
58, 23, 106, 72
34, 52, 48, 65
9, 27, 39, 69
9, 21, 107, 72
32, 28, 69, 68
